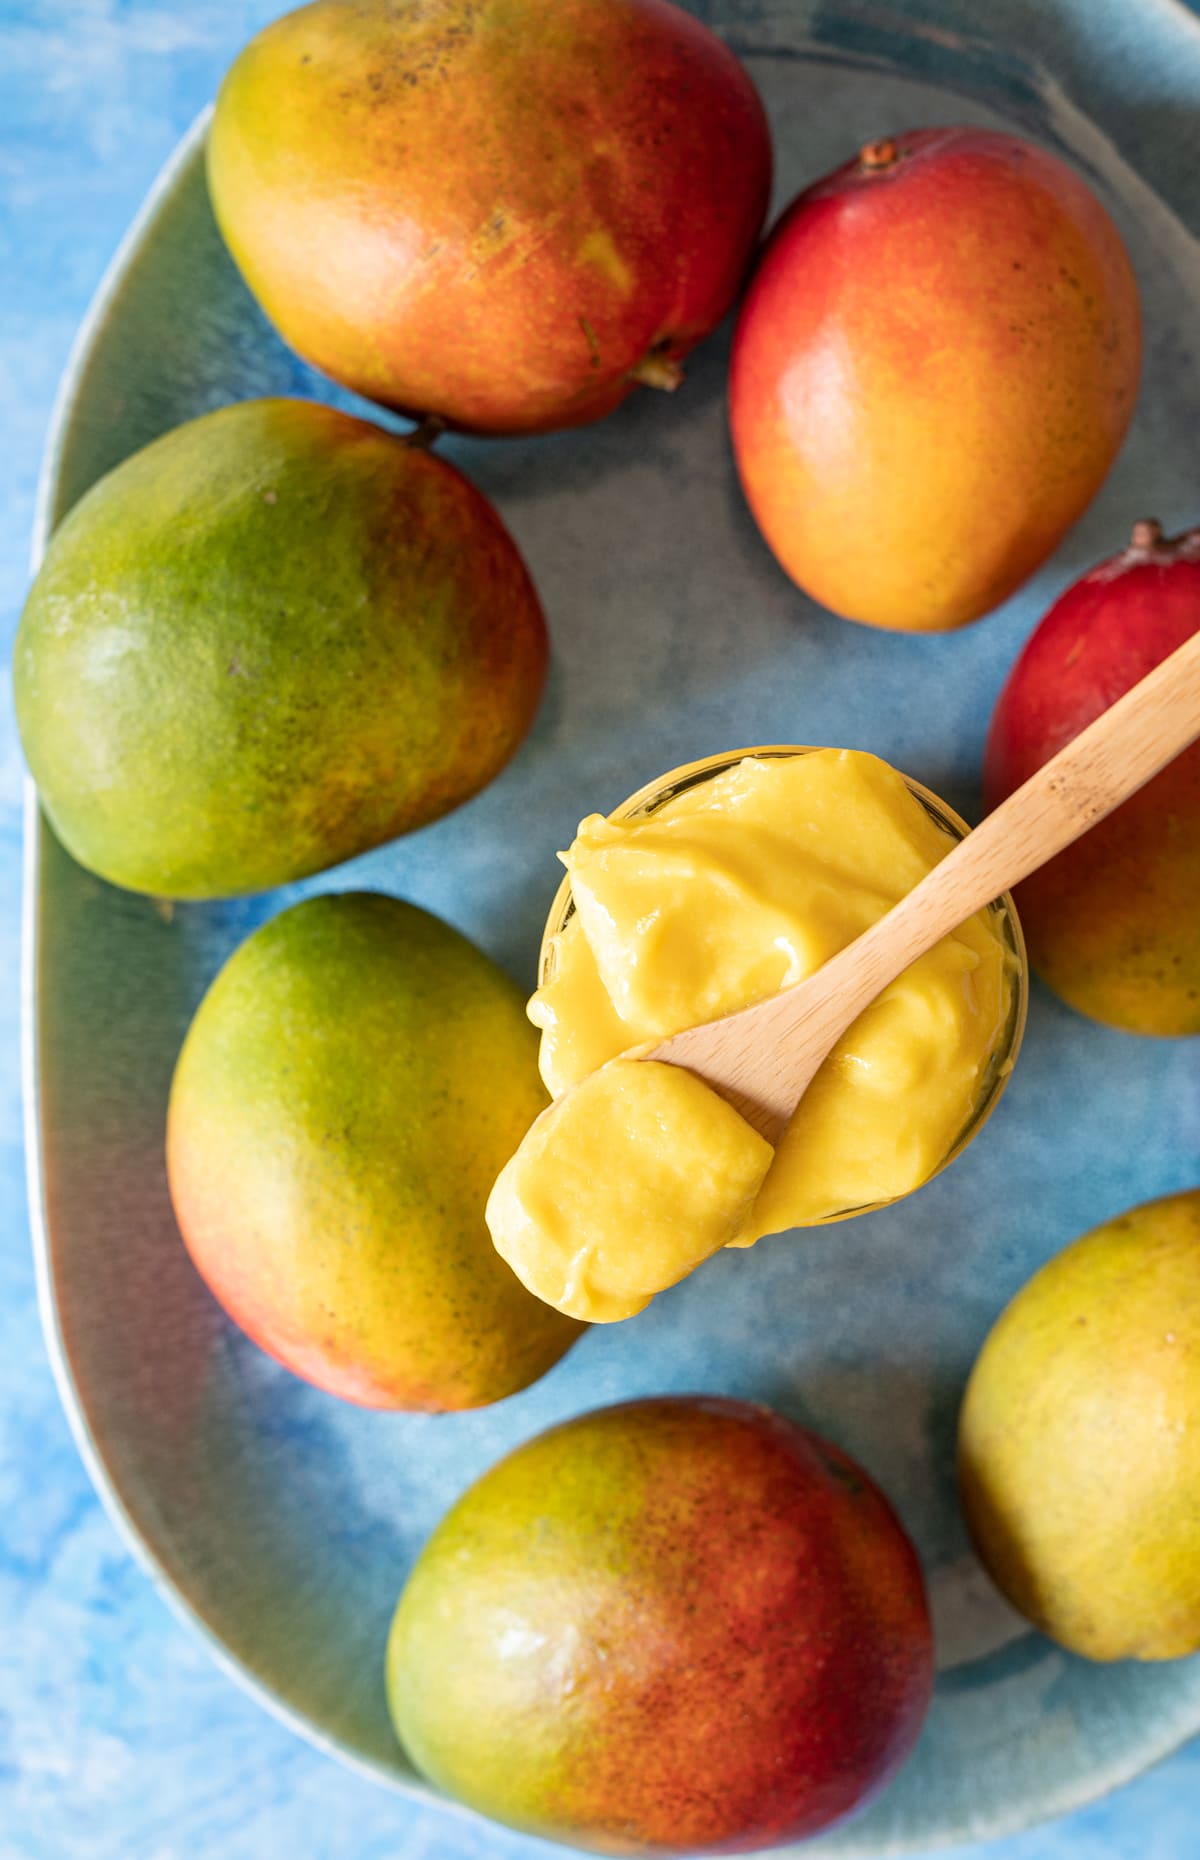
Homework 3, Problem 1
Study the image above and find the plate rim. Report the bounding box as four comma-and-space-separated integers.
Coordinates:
21, 6, 1200, 1850
19, 103, 469, 1819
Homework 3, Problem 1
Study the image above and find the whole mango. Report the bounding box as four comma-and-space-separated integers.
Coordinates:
15, 398, 547, 898
207, 0, 772, 435
959, 1189, 1200, 1661
984, 519, 1200, 1034
729, 128, 1141, 631
387, 1395, 934, 1853
167, 892, 582, 1411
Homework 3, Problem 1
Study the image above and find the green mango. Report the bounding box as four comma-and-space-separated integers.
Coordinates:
167, 891, 582, 1410
15, 398, 547, 898
959, 1189, 1200, 1660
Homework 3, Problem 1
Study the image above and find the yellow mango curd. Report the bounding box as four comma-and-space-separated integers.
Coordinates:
487, 749, 1024, 1323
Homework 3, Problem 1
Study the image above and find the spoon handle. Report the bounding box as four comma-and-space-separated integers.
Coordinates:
871, 625, 1200, 974
654, 628, 1200, 1141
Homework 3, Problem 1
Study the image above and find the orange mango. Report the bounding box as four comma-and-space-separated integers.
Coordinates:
729, 128, 1141, 631
209, 0, 772, 435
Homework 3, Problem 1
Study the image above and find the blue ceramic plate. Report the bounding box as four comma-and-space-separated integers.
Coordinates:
24, 2, 1200, 1851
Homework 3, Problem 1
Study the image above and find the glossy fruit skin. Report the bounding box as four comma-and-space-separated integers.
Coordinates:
207, 0, 772, 436
729, 127, 1142, 632
387, 1396, 934, 1853
984, 522, 1200, 1034
15, 398, 547, 898
959, 1190, 1200, 1661
167, 893, 582, 1411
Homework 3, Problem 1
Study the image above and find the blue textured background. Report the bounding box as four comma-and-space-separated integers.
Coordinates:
2, 5, 1199, 1859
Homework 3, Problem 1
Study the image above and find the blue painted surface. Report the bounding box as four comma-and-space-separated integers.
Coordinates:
1, 6, 1199, 1860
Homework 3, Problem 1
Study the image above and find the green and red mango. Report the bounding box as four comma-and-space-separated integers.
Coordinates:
388, 1395, 934, 1852
16, 398, 547, 898
168, 893, 582, 1410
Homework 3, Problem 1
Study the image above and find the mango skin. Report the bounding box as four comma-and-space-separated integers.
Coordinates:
166, 893, 582, 1411
207, 0, 772, 435
729, 127, 1142, 632
959, 1190, 1200, 1661
984, 527, 1200, 1034
15, 398, 547, 898
388, 1396, 934, 1853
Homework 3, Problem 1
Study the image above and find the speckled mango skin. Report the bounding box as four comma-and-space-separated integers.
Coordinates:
207, 0, 772, 435
729, 127, 1141, 632
166, 893, 582, 1411
959, 1190, 1200, 1661
15, 398, 547, 898
984, 527, 1200, 1035
387, 1396, 934, 1853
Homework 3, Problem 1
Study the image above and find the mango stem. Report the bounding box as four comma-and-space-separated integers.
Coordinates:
630, 352, 685, 393
1125, 518, 1200, 563
405, 415, 445, 450
859, 137, 899, 172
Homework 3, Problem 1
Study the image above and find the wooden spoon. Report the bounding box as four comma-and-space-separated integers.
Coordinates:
650, 630, 1200, 1144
